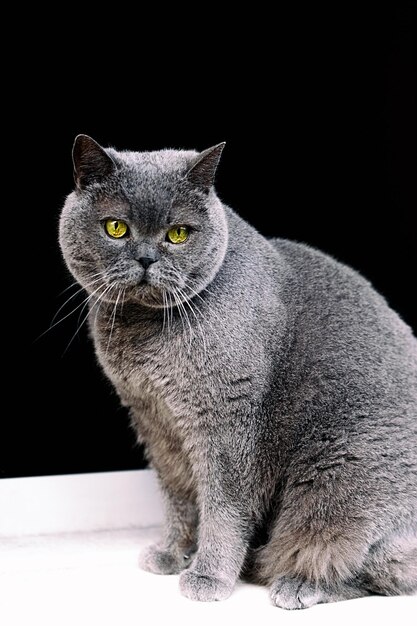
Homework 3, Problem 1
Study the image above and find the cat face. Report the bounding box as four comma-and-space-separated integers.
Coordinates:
59, 136, 228, 309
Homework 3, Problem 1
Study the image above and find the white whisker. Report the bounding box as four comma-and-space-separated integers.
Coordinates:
36, 281, 107, 343
92, 283, 115, 332
184, 278, 225, 330
57, 280, 81, 297
46, 270, 109, 335
172, 288, 193, 352
106, 287, 123, 356
62, 282, 111, 355
168, 290, 174, 336
50, 285, 87, 327
162, 290, 167, 335
177, 285, 208, 360
120, 287, 127, 318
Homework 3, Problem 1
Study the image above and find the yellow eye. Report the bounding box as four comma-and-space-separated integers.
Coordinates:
105, 219, 129, 239
166, 225, 189, 244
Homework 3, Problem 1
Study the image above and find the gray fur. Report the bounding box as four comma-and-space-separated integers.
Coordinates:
59, 135, 417, 608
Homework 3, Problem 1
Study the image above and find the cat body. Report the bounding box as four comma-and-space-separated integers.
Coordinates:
59, 136, 417, 608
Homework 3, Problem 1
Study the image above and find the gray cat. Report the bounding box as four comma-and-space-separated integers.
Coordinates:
59, 135, 417, 608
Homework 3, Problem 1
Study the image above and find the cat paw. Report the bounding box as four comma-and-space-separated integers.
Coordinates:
179, 570, 233, 602
138, 544, 193, 575
270, 576, 323, 609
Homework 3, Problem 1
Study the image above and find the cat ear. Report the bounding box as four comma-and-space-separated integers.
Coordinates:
185, 143, 226, 192
72, 134, 116, 190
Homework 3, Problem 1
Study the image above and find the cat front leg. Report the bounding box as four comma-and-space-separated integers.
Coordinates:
179, 485, 250, 602
139, 490, 198, 575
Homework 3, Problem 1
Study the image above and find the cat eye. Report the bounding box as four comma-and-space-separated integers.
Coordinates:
105, 219, 129, 239
166, 225, 189, 244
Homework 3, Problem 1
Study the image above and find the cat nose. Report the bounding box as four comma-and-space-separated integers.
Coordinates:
137, 256, 157, 269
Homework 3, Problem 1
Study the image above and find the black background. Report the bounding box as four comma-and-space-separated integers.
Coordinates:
4, 4, 416, 477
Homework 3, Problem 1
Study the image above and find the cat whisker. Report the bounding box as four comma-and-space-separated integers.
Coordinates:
160, 286, 174, 337
167, 268, 224, 344
162, 290, 167, 335
91, 282, 120, 339
49, 284, 88, 329
56, 272, 107, 298
93, 284, 112, 332
49, 272, 108, 329
176, 285, 208, 360
162, 266, 210, 355
161, 265, 223, 355
36, 280, 108, 343
74, 279, 110, 331
168, 290, 174, 337
62, 282, 112, 355
183, 278, 225, 330
84, 283, 120, 354
170, 289, 185, 337
171, 288, 194, 353
106, 286, 123, 356
120, 286, 127, 319
56, 280, 82, 298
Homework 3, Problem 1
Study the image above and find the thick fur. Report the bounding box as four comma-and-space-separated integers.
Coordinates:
59, 136, 417, 608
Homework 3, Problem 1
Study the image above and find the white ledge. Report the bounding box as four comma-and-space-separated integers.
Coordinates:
0, 469, 164, 537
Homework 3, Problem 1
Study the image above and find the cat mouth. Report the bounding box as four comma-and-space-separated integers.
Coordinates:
103, 275, 184, 309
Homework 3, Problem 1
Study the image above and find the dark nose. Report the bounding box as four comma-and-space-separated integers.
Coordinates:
137, 256, 157, 269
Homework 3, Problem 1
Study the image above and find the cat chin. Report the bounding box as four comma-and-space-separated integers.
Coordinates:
129, 291, 181, 310
122, 286, 165, 308
133, 296, 166, 309
130, 284, 192, 310
129, 287, 198, 310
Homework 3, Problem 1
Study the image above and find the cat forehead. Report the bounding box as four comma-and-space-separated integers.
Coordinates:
103, 148, 198, 224
113, 148, 197, 185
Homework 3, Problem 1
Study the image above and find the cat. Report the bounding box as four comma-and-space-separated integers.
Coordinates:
59, 134, 417, 608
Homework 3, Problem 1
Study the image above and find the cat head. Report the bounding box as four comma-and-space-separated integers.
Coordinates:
59, 135, 227, 309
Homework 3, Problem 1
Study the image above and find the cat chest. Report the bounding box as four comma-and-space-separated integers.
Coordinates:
95, 317, 259, 445
99, 334, 203, 433
95, 336, 202, 497
119, 350, 208, 490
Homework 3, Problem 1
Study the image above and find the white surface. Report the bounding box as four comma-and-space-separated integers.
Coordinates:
0, 470, 164, 536
1, 471, 416, 624
1, 527, 416, 626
